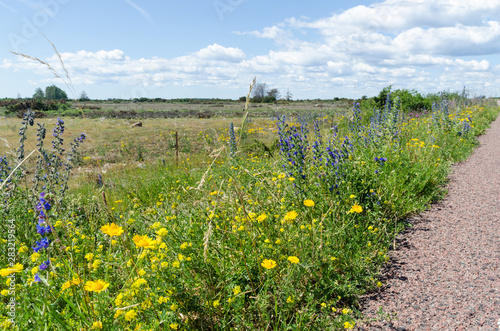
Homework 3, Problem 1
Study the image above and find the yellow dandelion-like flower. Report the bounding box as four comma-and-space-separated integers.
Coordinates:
287, 256, 300, 264
0, 263, 23, 277
284, 210, 298, 221
349, 204, 363, 213
233, 286, 241, 295
84, 280, 110, 293
256, 213, 267, 222
303, 199, 315, 207
261, 259, 277, 269
133, 234, 155, 248
169, 323, 179, 330
100, 223, 124, 237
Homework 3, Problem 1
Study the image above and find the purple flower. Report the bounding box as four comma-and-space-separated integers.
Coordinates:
39, 260, 50, 271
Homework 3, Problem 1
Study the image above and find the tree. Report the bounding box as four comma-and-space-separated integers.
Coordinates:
45, 85, 68, 100
79, 91, 90, 101
285, 90, 293, 101
267, 88, 280, 100
33, 87, 44, 99
251, 83, 267, 102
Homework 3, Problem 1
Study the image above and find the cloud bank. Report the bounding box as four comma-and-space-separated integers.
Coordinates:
2, 0, 499, 98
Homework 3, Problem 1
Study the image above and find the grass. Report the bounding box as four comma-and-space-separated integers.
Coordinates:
0, 96, 498, 330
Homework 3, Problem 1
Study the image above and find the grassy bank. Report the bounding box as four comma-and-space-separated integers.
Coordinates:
0, 97, 498, 330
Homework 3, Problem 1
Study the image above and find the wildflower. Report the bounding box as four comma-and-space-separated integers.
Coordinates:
0, 263, 24, 276
91, 321, 103, 329
92, 260, 102, 270
156, 228, 168, 237
85, 253, 94, 261
233, 286, 241, 295
100, 223, 124, 237
284, 210, 298, 221
18, 246, 28, 253
170, 323, 179, 330
349, 204, 363, 213
303, 199, 315, 207
1, 290, 9, 296
84, 280, 110, 293
287, 256, 300, 264
213, 300, 220, 308
256, 213, 267, 222
286, 296, 294, 303
342, 308, 352, 315
133, 234, 155, 248
38, 260, 50, 271
124, 309, 137, 321
261, 259, 277, 269
344, 321, 355, 329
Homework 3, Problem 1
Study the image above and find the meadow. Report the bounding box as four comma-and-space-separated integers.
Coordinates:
0, 95, 498, 330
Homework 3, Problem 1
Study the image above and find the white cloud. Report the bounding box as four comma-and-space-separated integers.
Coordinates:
196, 44, 245, 62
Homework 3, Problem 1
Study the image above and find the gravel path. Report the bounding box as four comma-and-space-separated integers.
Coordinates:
359, 109, 500, 330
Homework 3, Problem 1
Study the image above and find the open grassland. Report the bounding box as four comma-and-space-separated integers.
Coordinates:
0, 97, 498, 330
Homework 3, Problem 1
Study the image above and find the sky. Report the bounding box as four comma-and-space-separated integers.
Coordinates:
0, 0, 499, 100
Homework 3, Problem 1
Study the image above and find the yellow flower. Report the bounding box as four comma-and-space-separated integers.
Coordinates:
344, 321, 355, 329
349, 204, 363, 213
84, 280, 110, 293
303, 199, 315, 207
287, 256, 300, 264
256, 213, 267, 223
213, 300, 220, 308
133, 234, 155, 248
286, 296, 294, 303
92, 259, 102, 270
30, 253, 41, 262
132, 278, 147, 288
125, 309, 137, 321
233, 286, 241, 295
1, 290, 9, 296
156, 228, 168, 237
85, 253, 94, 262
284, 210, 298, 221
261, 259, 277, 269
349, 194, 356, 199
169, 323, 179, 330
18, 246, 28, 253
92, 321, 103, 329
100, 223, 124, 237
0, 263, 23, 277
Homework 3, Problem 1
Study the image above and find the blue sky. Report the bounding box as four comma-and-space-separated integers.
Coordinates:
1, 0, 499, 100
